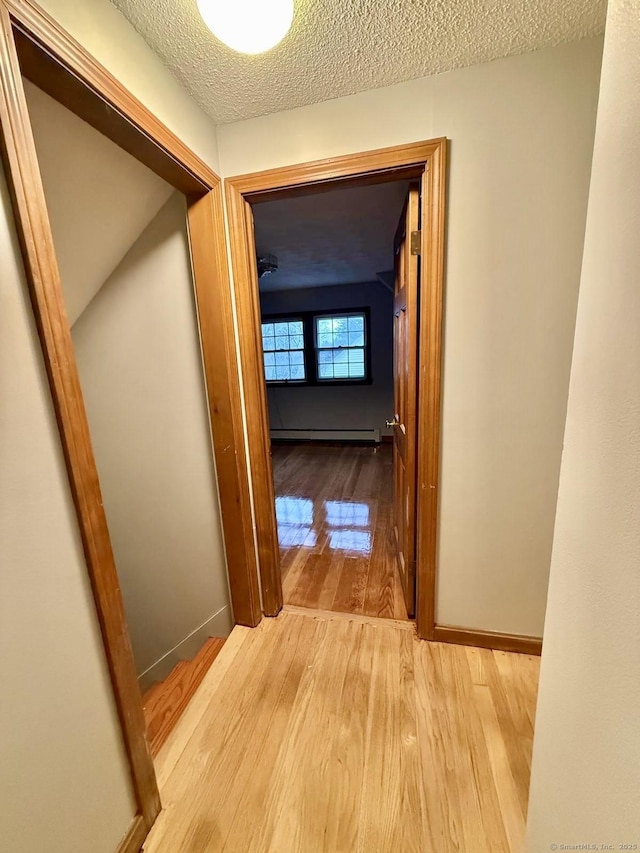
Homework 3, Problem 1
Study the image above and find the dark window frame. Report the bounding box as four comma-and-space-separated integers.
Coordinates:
261, 306, 373, 387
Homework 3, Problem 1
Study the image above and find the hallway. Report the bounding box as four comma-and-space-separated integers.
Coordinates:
144, 608, 539, 852
272, 443, 408, 620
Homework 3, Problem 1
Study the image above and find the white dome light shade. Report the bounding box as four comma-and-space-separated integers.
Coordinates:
196, 0, 294, 55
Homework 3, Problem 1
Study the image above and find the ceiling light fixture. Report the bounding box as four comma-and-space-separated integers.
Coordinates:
196, 0, 294, 55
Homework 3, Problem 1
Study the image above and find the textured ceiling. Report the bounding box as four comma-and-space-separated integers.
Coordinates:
253, 180, 409, 292
109, 0, 605, 124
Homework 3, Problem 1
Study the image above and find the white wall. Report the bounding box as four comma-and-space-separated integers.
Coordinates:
73, 194, 232, 688
218, 38, 603, 637
526, 2, 640, 846
24, 80, 173, 324
261, 282, 394, 437
0, 167, 135, 851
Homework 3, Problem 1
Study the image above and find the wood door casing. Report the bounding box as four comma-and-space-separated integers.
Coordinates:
392, 184, 420, 617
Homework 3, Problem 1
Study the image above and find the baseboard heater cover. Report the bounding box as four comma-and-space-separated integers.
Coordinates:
270, 428, 381, 443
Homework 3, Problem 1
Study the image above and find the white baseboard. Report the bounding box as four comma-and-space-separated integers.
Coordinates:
138, 604, 233, 692
270, 428, 381, 443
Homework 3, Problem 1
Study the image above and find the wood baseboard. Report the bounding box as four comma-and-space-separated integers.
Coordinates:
116, 814, 147, 853
433, 624, 542, 656
142, 637, 226, 756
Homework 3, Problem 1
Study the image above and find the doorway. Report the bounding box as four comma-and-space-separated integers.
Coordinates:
225, 139, 447, 638
252, 179, 414, 620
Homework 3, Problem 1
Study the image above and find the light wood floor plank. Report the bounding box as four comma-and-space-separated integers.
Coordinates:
145, 611, 540, 853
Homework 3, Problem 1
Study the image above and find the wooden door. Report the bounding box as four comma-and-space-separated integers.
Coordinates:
390, 185, 420, 617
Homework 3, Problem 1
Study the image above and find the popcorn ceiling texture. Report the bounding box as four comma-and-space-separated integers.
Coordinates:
109, 0, 606, 125
254, 181, 409, 292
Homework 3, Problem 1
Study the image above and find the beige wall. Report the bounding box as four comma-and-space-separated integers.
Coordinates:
37, 0, 220, 172
526, 1, 640, 846
218, 38, 603, 637
24, 80, 173, 324
73, 193, 232, 688
0, 167, 135, 850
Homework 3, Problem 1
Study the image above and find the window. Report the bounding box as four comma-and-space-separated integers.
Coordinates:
261, 318, 306, 382
261, 308, 370, 385
315, 313, 366, 381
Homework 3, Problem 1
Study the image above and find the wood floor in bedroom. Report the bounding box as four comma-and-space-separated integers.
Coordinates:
271, 443, 408, 621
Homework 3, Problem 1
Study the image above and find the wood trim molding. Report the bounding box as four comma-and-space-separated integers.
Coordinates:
229, 139, 445, 201
433, 624, 543, 656
116, 815, 148, 853
0, 0, 160, 827
415, 138, 447, 640
187, 188, 262, 626
226, 139, 448, 638
224, 184, 282, 616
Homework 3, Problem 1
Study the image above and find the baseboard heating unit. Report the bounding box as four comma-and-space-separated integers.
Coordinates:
270, 428, 381, 444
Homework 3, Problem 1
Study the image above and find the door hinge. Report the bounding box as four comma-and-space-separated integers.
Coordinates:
410, 230, 421, 255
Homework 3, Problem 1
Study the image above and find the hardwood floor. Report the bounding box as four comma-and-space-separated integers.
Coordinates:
142, 638, 226, 756
271, 443, 408, 620
145, 609, 540, 853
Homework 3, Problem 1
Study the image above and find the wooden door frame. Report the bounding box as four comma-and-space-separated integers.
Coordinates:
225, 139, 448, 640
0, 0, 260, 849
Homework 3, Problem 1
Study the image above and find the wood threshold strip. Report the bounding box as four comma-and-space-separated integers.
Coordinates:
433, 624, 543, 656
282, 605, 417, 633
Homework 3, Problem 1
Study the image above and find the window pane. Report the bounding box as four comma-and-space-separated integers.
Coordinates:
316, 346, 365, 380
262, 316, 306, 382
314, 313, 366, 381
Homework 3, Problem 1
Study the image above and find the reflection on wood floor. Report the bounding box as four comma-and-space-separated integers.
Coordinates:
271, 443, 408, 621
145, 609, 540, 853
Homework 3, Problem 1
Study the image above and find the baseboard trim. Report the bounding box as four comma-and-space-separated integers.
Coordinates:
433, 624, 543, 656
116, 814, 147, 853
138, 605, 233, 692
270, 428, 380, 443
